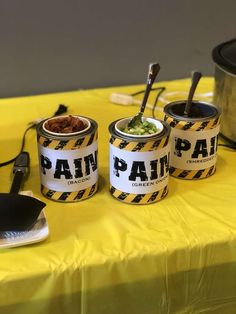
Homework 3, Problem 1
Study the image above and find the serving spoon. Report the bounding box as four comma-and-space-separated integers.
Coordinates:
184, 71, 202, 116
128, 63, 160, 128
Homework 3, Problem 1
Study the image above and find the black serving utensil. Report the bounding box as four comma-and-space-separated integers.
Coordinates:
128, 63, 160, 128
10, 151, 30, 194
0, 193, 46, 231
0, 152, 46, 232
184, 71, 202, 116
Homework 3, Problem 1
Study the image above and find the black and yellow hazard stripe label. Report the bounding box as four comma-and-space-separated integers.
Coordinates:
169, 165, 216, 179
164, 116, 220, 131
37, 131, 98, 150
110, 185, 168, 204
41, 182, 98, 202
109, 135, 169, 152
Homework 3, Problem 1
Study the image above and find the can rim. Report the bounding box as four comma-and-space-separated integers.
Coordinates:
42, 115, 91, 137
212, 38, 236, 76
115, 117, 164, 138
164, 100, 221, 121
109, 118, 170, 142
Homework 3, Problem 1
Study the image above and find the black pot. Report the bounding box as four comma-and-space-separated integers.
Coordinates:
212, 38, 236, 145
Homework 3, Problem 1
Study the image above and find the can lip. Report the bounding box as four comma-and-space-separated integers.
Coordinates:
164, 100, 220, 121
114, 117, 164, 138
42, 115, 91, 137
212, 38, 236, 76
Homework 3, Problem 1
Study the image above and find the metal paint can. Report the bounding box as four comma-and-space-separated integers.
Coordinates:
109, 117, 171, 204
212, 39, 236, 145
37, 115, 98, 202
164, 101, 221, 179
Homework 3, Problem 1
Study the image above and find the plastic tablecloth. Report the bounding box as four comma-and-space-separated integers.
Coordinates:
0, 78, 236, 314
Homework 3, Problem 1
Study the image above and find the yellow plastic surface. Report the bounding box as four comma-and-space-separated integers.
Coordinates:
0, 78, 236, 314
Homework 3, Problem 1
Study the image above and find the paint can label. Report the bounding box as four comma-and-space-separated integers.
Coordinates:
110, 143, 170, 194
39, 141, 98, 192
170, 125, 220, 170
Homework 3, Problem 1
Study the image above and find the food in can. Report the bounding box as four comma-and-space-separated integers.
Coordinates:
120, 120, 158, 135
44, 115, 86, 134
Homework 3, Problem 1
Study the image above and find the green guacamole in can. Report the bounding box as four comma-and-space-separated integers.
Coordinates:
120, 120, 158, 135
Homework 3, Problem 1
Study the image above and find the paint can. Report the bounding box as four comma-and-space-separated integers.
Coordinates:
37, 115, 98, 202
109, 117, 171, 204
164, 101, 221, 179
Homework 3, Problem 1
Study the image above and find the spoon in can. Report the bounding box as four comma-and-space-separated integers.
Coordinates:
128, 63, 160, 128
184, 71, 202, 116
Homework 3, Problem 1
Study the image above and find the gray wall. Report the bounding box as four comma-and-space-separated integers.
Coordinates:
0, 0, 235, 97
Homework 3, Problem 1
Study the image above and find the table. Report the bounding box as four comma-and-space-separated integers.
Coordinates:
0, 78, 236, 314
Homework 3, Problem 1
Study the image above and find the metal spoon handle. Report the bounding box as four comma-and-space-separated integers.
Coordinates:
184, 71, 202, 116
140, 63, 160, 114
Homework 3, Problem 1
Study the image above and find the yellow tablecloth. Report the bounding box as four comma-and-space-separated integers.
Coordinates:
0, 78, 236, 314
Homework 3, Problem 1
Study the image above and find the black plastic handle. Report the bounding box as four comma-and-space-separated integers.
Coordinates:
184, 71, 202, 116
140, 63, 160, 114
10, 152, 30, 194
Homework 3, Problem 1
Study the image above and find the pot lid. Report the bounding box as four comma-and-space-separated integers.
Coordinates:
212, 38, 236, 75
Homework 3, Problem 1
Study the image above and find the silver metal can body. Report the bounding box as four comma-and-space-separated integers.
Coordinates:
37, 116, 98, 202
109, 118, 171, 204
213, 65, 236, 144
164, 101, 221, 180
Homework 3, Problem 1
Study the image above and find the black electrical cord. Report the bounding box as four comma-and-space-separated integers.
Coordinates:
0, 104, 68, 168
151, 87, 166, 119
131, 87, 165, 97
218, 134, 236, 150
218, 143, 236, 150
0, 124, 34, 167
131, 86, 166, 119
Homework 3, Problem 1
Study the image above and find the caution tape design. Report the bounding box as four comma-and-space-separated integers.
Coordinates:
37, 131, 98, 150
164, 116, 220, 131
41, 182, 98, 202
110, 185, 168, 204
169, 165, 216, 179
110, 135, 169, 152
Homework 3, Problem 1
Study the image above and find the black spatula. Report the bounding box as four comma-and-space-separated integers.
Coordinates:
0, 193, 46, 231
0, 152, 46, 231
